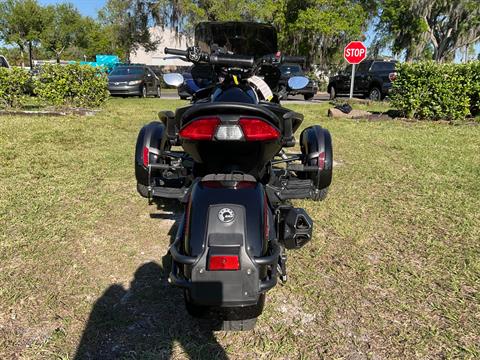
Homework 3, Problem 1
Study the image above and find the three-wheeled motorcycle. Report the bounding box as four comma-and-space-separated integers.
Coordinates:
135, 22, 332, 330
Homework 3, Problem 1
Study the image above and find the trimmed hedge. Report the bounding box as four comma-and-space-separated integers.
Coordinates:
0, 67, 30, 108
34, 64, 109, 108
391, 61, 480, 120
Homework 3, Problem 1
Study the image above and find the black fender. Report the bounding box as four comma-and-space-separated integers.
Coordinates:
300, 125, 333, 191
170, 176, 278, 315
134, 121, 169, 192
185, 178, 268, 258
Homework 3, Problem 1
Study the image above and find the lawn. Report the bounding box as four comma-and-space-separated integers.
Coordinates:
0, 98, 479, 359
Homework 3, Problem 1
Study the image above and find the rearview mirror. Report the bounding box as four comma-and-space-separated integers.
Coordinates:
163, 73, 184, 87
288, 76, 309, 90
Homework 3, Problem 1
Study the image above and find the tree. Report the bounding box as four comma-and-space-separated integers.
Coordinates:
75, 17, 119, 60
0, 0, 46, 67
99, 0, 160, 61
41, 3, 83, 63
280, 0, 374, 68
376, 0, 480, 62
415, 0, 480, 61
149, 0, 374, 68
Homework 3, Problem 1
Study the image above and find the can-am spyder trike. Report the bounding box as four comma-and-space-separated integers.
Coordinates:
135, 22, 332, 330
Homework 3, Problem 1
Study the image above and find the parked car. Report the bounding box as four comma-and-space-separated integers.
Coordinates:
0, 55, 11, 69
108, 65, 161, 98
327, 60, 397, 101
278, 64, 318, 100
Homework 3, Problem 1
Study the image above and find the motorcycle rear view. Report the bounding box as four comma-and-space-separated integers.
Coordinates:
134, 21, 332, 330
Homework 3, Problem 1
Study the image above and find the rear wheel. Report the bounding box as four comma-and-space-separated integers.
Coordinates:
220, 318, 257, 331
313, 187, 329, 201
140, 85, 147, 98
304, 93, 314, 101
368, 86, 381, 101
186, 301, 257, 331
329, 86, 336, 100
137, 183, 149, 198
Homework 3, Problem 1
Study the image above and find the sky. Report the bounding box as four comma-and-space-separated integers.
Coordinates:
38, 0, 106, 18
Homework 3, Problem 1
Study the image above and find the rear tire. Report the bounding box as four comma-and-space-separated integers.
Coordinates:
329, 86, 336, 100
220, 318, 257, 331
137, 183, 149, 198
304, 93, 314, 101
140, 85, 147, 98
368, 87, 381, 101
313, 187, 329, 201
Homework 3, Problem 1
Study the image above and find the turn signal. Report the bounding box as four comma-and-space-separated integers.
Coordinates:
208, 255, 240, 271
239, 118, 280, 141
179, 117, 221, 140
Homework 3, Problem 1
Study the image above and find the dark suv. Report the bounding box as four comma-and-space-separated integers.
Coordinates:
327, 60, 397, 101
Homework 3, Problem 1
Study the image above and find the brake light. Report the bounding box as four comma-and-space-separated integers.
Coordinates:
143, 146, 149, 167
239, 118, 280, 141
389, 72, 397, 81
318, 151, 325, 169
179, 117, 220, 140
208, 255, 240, 271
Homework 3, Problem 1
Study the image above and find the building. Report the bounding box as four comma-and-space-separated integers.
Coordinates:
130, 27, 193, 69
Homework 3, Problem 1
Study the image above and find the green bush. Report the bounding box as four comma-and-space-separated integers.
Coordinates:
34, 64, 109, 108
391, 61, 480, 120
465, 61, 480, 116
0, 67, 30, 108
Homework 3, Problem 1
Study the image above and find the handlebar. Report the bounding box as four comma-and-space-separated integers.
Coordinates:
165, 46, 304, 69
164, 47, 188, 57
210, 54, 255, 67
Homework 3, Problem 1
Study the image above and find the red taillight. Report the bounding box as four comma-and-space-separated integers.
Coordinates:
143, 146, 149, 167
208, 255, 240, 271
317, 151, 325, 169
239, 118, 280, 141
389, 72, 397, 81
179, 117, 220, 140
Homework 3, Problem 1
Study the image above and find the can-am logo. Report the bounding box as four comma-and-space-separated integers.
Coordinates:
218, 208, 235, 223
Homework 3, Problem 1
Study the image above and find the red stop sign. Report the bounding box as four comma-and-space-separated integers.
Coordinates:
344, 41, 367, 64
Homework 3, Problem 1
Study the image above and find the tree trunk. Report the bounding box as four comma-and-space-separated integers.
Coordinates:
28, 41, 33, 69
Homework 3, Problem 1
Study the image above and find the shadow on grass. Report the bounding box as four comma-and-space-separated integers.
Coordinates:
74, 198, 228, 360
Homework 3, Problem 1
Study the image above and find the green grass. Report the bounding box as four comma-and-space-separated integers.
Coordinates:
0, 98, 479, 359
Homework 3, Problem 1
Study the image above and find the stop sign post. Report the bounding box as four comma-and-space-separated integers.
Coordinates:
344, 41, 367, 99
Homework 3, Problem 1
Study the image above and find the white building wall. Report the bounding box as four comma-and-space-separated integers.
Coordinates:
130, 27, 193, 67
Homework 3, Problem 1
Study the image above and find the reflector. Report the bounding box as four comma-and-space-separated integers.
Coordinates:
239, 118, 280, 141
179, 117, 220, 140
143, 146, 149, 167
209, 255, 240, 271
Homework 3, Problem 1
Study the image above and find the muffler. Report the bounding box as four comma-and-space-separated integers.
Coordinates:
282, 208, 313, 249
